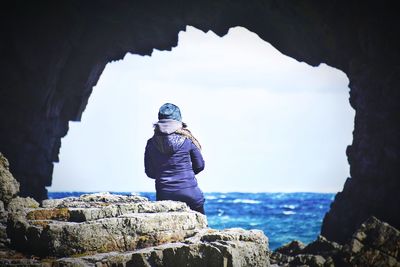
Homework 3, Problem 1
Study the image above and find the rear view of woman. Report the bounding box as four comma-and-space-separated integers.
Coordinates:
144, 103, 205, 214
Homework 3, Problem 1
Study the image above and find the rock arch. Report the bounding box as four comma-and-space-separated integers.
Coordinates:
0, 1, 399, 244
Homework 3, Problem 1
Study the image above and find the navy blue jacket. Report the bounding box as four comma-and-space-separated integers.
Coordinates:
145, 133, 205, 192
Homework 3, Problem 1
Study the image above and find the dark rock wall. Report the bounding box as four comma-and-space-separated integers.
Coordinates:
0, 0, 399, 244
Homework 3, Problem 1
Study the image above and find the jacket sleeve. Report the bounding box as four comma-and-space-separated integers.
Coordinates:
189, 142, 205, 175
144, 140, 156, 179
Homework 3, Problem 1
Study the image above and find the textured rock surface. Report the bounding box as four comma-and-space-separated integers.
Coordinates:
7, 196, 39, 213
274, 240, 305, 256
0, 155, 41, 253
56, 228, 269, 267
7, 192, 207, 257
0, 229, 269, 266
0, 155, 270, 266
1, 193, 271, 266
342, 216, 400, 267
0, 1, 399, 244
0, 153, 20, 205
271, 216, 400, 267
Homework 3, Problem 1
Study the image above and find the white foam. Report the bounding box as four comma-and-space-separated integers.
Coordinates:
232, 199, 261, 204
282, 204, 296, 210
283, 211, 296, 215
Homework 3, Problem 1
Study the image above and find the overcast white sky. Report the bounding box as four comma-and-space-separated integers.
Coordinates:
50, 26, 354, 193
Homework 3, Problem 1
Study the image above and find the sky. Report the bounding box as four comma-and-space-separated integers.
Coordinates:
50, 26, 354, 193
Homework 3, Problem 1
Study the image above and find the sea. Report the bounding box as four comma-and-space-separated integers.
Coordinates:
48, 192, 335, 250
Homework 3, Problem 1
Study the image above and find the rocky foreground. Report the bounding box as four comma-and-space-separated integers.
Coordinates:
0, 153, 269, 266
1, 152, 400, 267
270, 216, 400, 267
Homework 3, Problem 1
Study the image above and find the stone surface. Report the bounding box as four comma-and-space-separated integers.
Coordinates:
7, 196, 39, 213
0, 191, 270, 266
13, 212, 206, 257
56, 228, 269, 267
272, 216, 400, 267
274, 240, 305, 256
42, 192, 148, 207
0, 153, 19, 205
301, 235, 342, 257
0, 250, 43, 267
0, 154, 272, 266
0, 200, 5, 222
0, 2, 400, 246
36, 192, 191, 223
342, 216, 400, 267
7, 193, 207, 257
0, 224, 9, 248
290, 254, 326, 267
0, 156, 22, 251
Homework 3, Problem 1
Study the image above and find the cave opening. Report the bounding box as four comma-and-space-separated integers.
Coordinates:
48, 26, 354, 248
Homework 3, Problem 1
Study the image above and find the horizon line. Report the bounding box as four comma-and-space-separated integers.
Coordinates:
47, 190, 338, 194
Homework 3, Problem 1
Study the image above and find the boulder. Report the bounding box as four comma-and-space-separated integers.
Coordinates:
7, 193, 207, 257
17, 212, 206, 257
7, 196, 39, 213
289, 254, 326, 267
301, 235, 342, 257
343, 216, 400, 267
56, 228, 270, 267
0, 153, 19, 205
274, 240, 305, 256
272, 216, 400, 267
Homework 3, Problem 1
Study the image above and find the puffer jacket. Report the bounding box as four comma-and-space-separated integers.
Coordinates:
144, 132, 205, 192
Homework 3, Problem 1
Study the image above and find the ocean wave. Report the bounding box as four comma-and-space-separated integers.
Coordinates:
283, 211, 296, 215
232, 199, 261, 204
220, 215, 231, 221
205, 195, 217, 200
282, 204, 296, 210
217, 209, 224, 216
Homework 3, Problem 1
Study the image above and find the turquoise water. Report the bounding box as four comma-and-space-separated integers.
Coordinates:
48, 192, 334, 250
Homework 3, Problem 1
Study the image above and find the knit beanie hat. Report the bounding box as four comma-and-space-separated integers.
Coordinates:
158, 103, 182, 122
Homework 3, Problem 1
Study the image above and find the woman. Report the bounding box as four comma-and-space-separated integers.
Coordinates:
144, 103, 205, 214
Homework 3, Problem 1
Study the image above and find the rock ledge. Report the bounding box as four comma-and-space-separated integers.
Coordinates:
1, 154, 270, 266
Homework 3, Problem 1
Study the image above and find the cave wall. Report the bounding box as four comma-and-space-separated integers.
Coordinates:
0, 0, 399, 244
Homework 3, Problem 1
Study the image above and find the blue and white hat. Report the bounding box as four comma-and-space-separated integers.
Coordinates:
158, 103, 182, 122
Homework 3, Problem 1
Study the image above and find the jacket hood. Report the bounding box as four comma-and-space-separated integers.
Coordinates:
152, 119, 185, 154
152, 133, 186, 154
154, 119, 182, 134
